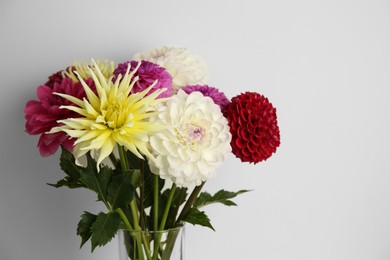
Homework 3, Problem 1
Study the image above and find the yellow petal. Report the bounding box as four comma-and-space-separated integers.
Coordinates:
75, 130, 104, 144
96, 139, 116, 169
54, 92, 84, 107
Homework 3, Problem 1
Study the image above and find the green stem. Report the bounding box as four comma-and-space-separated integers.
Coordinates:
140, 159, 145, 230
153, 174, 159, 232
130, 199, 141, 230
168, 188, 187, 228
117, 146, 141, 230
117, 145, 128, 172
116, 208, 133, 231
117, 209, 149, 260
159, 183, 176, 231
175, 182, 205, 226
152, 183, 176, 260
117, 146, 147, 260
161, 229, 181, 260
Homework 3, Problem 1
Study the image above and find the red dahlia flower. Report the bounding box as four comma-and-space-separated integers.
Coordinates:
223, 92, 280, 164
24, 78, 94, 156
44, 70, 64, 88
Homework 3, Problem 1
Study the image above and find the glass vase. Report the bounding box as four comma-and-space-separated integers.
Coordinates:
118, 226, 185, 260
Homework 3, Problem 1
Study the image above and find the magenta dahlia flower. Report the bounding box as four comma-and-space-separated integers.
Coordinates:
182, 85, 230, 110
223, 92, 280, 164
113, 60, 172, 98
24, 78, 94, 156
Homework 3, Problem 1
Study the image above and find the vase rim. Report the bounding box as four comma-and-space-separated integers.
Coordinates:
120, 224, 185, 234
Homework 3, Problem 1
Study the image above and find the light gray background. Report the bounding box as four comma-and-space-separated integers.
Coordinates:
1, 0, 390, 259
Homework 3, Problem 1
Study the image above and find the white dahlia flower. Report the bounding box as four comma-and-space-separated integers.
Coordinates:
133, 46, 208, 92
148, 90, 232, 187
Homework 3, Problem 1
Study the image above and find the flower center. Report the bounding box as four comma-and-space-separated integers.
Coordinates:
176, 123, 205, 147
106, 103, 125, 128
98, 96, 134, 131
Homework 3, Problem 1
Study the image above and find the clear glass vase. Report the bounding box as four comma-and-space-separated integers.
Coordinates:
118, 226, 185, 260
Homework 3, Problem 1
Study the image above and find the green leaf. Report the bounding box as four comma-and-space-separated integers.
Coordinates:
47, 178, 78, 189
48, 147, 86, 189
97, 166, 112, 200
79, 156, 113, 203
59, 147, 84, 177
194, 189, 250, 208
184, 208, 215, 231
125, 150, 143, 170
77, 211, 97, 248
128, 169, 141, 187
90, 212, 121, 252
107, 172, 134, 209
143, 163, 164, 209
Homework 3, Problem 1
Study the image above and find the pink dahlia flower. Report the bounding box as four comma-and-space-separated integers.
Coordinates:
223, 92, 280, 164
24, 78, 94, 156
44, 70, 64, 88
182, 85, 230, 110
113, 60, 172, 98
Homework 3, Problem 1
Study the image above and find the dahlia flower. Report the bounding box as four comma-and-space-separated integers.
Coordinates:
49, 60, 167, 168
223, 92, 280, 164
45, 70, 64, 88
182, 85, 230, 110
65, 60, 115, 82
133, 46, 208, 91
148, 90, 232, 187
113, 60, 172, 98
24, 78, 93, 156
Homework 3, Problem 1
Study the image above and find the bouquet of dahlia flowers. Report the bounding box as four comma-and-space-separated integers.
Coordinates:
24, 46, 280, 259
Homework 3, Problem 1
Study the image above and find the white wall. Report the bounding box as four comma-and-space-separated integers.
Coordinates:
1, 0, 390, 259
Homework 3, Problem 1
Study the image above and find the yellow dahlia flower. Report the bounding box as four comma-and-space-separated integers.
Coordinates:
50, 60, 168, 168
65, 60, 115, 82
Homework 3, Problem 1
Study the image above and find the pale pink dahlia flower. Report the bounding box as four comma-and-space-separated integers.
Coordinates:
113, 60, 172, 98
133, 46, 208, 91
24, 78, 94, 156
